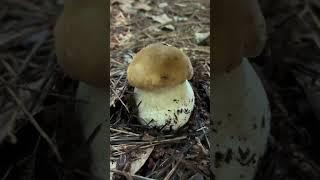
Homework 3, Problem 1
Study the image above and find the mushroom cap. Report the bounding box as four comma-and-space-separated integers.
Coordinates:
214, 0, 266, 75
127, 43, 193, 90
54, 2, 106, 88
243, 0, 267, 58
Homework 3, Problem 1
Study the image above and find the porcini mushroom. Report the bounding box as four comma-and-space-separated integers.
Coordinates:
54, 0, 107, 179
127, 43, 195, 130
243, 0, 267, 57
214, 0, 267, 75
212, 0, 270, 180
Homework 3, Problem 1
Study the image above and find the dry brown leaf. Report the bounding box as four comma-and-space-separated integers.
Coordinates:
110, 146, 154, 178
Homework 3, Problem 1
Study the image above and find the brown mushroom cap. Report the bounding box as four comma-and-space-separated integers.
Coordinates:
214, 0, 266, 75
243, 0, 266, 58
54, 1, 106, 88
127, 43, 193, 90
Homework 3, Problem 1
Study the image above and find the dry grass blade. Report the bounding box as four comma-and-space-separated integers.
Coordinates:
112, 169, 158, 180
163, 156, 183, 180
110, 128, 140, 136
111, 87, 130, 112
0, 27, 40, 46
1, 59, 17, 78
0, 164, 13, 180
17, 33, 48, 75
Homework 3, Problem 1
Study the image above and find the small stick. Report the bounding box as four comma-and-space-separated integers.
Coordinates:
163, 156, 183, 180
111, 87, 130, 113
111, 169, 157, 180
110, 128, 140, 136
1, 78, 62, 162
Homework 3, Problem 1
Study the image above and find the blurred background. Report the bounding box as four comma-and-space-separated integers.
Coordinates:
253, 0, 320, 179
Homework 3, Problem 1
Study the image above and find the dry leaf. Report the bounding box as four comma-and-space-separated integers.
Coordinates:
110, 146, 154, 178
158, 2, 168, 8
162, 24, 175, 31
151, 14, 172, 24
130, 147, 154, 174
134, 3, 152, 11
195, 32, 210, 45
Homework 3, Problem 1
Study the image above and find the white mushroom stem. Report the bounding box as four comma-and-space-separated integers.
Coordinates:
211, 59, 271, 180
134, 80, 195, 130
75, 82, 107, 179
